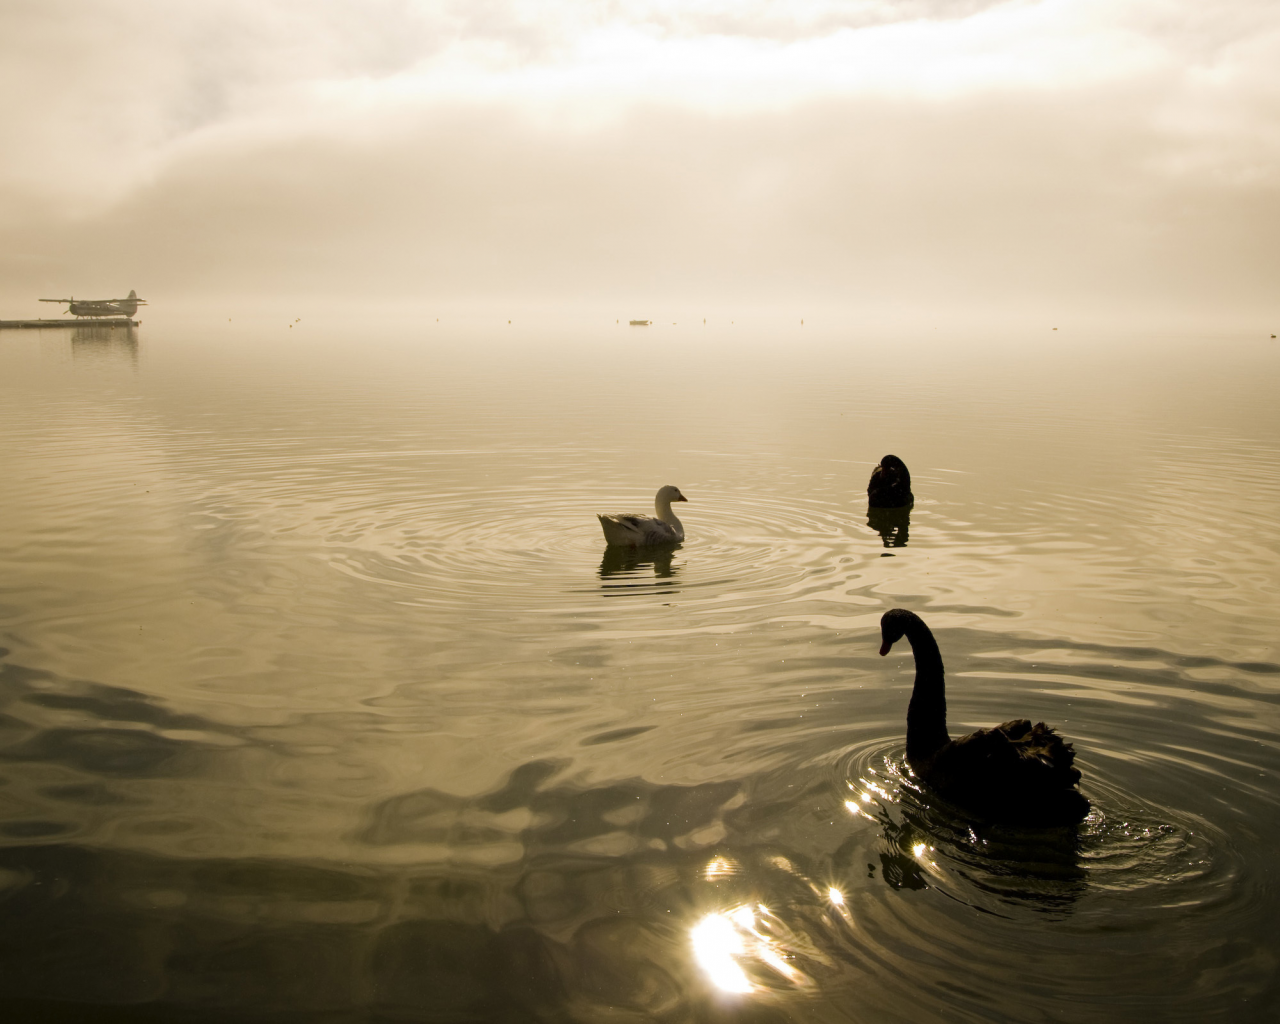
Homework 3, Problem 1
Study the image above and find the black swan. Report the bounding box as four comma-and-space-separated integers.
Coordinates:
867, 455, 913, 508
879, 608, 1089, 825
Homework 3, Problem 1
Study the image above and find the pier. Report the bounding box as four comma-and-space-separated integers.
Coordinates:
0, 318, 138, 329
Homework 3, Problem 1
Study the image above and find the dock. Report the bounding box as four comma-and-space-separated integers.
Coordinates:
0, 318, 138, 329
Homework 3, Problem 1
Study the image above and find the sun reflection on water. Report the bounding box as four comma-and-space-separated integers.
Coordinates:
690, 889, 814, 996
704, 855, 735, 879
690, 911, 753, 993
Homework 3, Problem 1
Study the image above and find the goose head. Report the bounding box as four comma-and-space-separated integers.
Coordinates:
657, 485, 688, 504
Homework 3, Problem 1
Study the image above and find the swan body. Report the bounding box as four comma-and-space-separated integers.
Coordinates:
879, 608, 1089, 825
867, 455, 913, 508
597, 485, 688, 547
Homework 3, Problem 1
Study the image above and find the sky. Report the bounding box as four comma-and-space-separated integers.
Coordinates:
1, 0, 1277, 329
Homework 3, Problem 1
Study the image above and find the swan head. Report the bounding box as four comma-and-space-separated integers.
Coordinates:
879, 608, 919, 656
657, 485, 688, 504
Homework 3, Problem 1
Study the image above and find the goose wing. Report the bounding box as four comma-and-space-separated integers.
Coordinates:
597, 513, 679, 547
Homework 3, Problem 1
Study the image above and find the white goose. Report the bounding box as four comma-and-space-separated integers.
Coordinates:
597, 485, 689, 547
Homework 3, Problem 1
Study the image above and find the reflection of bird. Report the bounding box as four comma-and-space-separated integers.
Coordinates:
599, 544, 679, 581
867, 455, 913, 508
879, 609, 1089, 825
866, 506, 910, 549
598, 486, 688, 547
866, 779, 1087, 908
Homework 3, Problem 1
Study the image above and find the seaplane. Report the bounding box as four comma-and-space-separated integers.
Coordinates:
39, 290, 146, 318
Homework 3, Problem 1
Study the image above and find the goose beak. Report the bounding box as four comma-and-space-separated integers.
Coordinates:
675, 495, 688, 502
879, 640, 892, 656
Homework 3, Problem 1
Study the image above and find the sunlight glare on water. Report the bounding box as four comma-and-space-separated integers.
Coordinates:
691, 911, 754, 994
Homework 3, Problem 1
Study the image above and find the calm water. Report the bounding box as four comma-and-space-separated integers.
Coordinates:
1, 319, 1277, 1022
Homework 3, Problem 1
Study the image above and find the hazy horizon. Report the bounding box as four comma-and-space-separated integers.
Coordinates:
3, 0, 1278, 333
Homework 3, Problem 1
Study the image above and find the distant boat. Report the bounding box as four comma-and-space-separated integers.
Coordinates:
629, 319, 651, 326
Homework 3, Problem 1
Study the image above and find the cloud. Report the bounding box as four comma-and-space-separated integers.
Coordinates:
1, 0, 1277, 324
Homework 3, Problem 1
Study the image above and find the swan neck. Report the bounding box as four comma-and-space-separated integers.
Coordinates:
904, 619, 950, 762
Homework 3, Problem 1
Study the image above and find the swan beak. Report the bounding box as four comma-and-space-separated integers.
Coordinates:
879, 640, 892, 656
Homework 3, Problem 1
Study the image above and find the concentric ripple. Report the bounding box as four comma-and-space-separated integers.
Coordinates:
834, 738, 1238, 920
317, 482, 900, 622
654, 734, 1268, 1021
